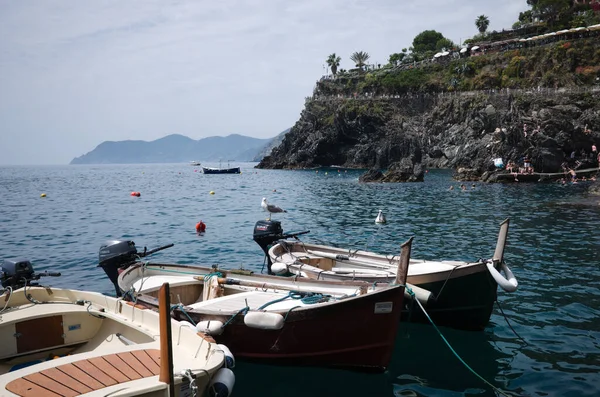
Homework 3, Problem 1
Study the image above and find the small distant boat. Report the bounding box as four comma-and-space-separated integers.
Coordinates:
189, 161, 201, 166
0, 259, 234, 397
202, 160, 240, 174
202, 166, 240, 174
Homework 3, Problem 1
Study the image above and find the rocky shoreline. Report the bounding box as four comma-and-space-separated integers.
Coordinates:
257, 88, 600, 183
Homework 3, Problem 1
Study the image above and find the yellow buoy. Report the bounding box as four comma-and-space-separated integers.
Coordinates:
209, 191, 215, 195
40, 193, 46, 198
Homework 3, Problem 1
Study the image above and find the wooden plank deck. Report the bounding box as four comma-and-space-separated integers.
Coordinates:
5, 349, 161, 397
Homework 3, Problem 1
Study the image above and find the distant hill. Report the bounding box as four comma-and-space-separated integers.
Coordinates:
70, 134, 273, 164
252, 128, 291, 161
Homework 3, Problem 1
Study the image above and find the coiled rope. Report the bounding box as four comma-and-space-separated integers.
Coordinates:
258, 291, 329, 310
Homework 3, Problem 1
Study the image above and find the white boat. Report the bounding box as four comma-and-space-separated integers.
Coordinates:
111, 238, 413, 371
254, 218, 518, 331
0, 259, 234, 397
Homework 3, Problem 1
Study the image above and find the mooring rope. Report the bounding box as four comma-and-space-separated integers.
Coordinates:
495, 299, 528, 345
409, 287, 513, 397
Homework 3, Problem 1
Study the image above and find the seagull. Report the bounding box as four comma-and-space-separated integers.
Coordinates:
375, 210, 387, 224
261, 197, 287, 220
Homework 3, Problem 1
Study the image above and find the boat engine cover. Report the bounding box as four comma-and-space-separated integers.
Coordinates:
1, 259, 34, 288
98, 240, 138, 268
253, 220, 283, 250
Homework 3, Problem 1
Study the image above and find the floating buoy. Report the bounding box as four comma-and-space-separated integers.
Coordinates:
130, 192, 141, 197
375, 209, 387, 224
195, 221, 206, 233
209, 191, 215, 195
40, 193, 46, 198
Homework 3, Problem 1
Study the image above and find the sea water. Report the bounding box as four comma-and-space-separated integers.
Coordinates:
1, 163, 599, 397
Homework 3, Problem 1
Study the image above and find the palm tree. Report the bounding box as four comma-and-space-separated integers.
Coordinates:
326, 53, 341, 77
350, 51, 370, 71
475, 15, 490, 33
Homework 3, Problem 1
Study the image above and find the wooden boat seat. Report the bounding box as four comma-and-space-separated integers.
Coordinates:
4, 348, 161, 397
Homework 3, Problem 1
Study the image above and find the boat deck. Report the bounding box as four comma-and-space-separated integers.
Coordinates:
188, 290, 322, 312
5, 349, 161, 397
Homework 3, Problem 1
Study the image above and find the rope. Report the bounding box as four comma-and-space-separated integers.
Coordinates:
257, 291, 329, 310
203, 272, 223, 281
409, 287, 512, 397
283, 305, 302, 321
171, 303, 197, 326
221, 306, 249, 329
0, 287, 13, 314
495, 299, 527, 345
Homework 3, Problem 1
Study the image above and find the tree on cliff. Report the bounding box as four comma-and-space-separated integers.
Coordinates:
475, 15, 490, 33
411, 30, 455, 55
528, 0, 571, 27
326, 53, 341, 77
388, 49, 407, 66
350, 51, 370, 71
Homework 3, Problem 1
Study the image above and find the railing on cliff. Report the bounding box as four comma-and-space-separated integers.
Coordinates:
307, 86, 600, 103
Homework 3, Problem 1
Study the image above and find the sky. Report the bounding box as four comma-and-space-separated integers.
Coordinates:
0, 0, 526, 165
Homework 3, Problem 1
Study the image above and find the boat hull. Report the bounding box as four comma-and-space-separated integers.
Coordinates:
119, 263, 407, 371
269, 242, 499, 331
403, 265, 497, 331
173, 285, 403, 370
202, 167, 240, 174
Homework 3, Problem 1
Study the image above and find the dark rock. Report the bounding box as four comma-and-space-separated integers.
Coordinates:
359, 169, 384, 183
257, 92, 600, 178
589, 181, 600, 196
454, 167, 481, 181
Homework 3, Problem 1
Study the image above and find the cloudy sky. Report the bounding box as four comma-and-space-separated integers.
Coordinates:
0, 0, 526, 165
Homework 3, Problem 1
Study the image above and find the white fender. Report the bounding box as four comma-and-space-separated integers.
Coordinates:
270, 262, 289, 275
405, 283, 434, 306
196, 320, 224, 335
217, 344, 235, 369
244, 311, 284, 330
209, 367, 235, 397
486, 261, 518, 292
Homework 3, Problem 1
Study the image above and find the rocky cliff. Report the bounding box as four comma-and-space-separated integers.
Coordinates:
257, 89, 600, 180
257, 36, 600, 181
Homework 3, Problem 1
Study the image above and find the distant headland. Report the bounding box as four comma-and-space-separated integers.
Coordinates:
70, 132, 287, 165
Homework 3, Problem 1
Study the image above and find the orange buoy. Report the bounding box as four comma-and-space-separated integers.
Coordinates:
131, 192, 141, 197
196, 221, 206, 233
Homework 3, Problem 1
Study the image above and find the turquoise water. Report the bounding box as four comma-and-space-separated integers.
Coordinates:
1, 163, 599, 397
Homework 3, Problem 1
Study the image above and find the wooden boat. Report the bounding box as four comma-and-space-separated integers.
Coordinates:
116, 238, 413, 372
202, 167, 240, 174
0, 260, 234, 397
255, 219, 518, 331
202, 160, 240, 174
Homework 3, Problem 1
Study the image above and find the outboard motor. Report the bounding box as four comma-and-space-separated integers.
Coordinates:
253, 220, 309, 274
98, 240, 174, 297
1, 259, 61, 290
99, 240, 138, 297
